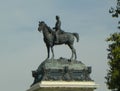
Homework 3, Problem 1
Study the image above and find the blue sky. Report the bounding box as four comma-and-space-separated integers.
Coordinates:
0, 0, 118, 91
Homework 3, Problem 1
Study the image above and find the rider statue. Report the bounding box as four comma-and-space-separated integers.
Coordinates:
53, 15, 62, 43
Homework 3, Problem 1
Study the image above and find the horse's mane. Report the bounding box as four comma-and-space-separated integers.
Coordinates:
45, 24, 53, 34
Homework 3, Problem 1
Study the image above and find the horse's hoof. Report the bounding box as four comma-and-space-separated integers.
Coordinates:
45, 58, 49, 61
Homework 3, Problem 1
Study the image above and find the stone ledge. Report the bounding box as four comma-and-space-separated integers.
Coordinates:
27, 81, 99, 91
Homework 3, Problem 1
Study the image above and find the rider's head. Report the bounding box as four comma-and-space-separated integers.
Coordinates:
56, 15, 60, 20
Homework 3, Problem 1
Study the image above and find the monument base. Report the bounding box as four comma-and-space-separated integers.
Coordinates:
31, 58, 92, 85
28, 58, 99, 91
27, 81, 98, 91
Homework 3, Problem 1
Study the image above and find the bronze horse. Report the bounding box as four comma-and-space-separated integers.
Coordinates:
38, 21, 79, 60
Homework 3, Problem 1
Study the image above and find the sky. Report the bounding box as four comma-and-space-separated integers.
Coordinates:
0, 0, 119, 91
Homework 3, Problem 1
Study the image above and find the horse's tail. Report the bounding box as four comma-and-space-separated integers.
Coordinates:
73, 33, 79, 42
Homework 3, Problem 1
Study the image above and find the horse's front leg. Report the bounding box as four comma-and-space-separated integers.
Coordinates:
51, 46, 54, 59
46, 45, 50, 60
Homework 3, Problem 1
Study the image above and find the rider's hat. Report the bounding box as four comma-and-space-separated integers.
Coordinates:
56, 15, 60, 19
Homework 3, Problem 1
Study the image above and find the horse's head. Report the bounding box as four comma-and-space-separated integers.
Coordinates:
38, 21, 45, 32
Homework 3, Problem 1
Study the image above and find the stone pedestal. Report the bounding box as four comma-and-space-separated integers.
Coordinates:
27, 58, 99, 91
27, 81, 98, 91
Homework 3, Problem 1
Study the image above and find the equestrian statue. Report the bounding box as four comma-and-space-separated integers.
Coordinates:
38, 16, 79, 60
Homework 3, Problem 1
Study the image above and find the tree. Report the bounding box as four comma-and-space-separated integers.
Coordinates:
105, 0, 120, 91
105, 33, 120, 91
109, 0, 120, 29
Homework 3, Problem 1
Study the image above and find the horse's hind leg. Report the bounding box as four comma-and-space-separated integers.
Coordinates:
73, 47, 77, 60
68, 44, 74, 60
51, 46, 54, 59
46, 45, 50, 60
74, 48, 77, 60
68, 44, 77, 60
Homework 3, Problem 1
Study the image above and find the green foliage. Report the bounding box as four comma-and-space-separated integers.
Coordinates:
105, 33, 120, 91
106, 1, 120, 90
109, 0, 120, 29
